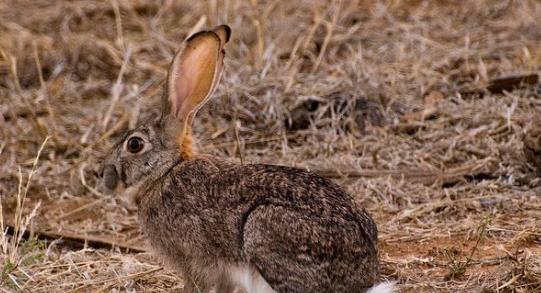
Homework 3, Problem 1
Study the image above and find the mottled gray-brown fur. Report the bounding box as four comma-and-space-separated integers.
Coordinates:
99, 25, 381, 293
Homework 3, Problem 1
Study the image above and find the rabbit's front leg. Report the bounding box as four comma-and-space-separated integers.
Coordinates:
182, 261, 236, 293
181, 268, 212, 293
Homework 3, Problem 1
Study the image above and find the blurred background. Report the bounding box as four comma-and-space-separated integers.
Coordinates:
1, 0, 541, 292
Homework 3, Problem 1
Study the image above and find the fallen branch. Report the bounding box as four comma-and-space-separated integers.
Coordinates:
486, 74, 539, 94
313, 158, 495, 186
460, 73, 539, 98
3, 221, 146, 253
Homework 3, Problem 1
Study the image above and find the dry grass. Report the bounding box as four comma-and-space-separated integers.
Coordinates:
1, 0, 541, 292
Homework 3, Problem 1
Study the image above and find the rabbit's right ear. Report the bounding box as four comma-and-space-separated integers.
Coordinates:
163, 25, 231, 157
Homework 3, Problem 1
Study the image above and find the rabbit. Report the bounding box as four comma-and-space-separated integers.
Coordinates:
98, 25, 394, 293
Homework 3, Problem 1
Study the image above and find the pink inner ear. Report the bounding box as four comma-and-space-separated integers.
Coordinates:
168, 32, 222, 122
173, 71, 190, 117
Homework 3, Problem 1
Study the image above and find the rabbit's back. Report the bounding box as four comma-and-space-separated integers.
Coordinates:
139, 157, 379, 291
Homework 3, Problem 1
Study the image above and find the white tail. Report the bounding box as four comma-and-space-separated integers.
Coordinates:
367, 281, 396, 293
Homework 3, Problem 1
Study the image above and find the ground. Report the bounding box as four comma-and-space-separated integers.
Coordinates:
1, 0, 541, 292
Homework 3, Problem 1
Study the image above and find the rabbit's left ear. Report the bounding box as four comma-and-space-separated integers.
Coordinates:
163, 25, 230, 155
166, 25, 230, 121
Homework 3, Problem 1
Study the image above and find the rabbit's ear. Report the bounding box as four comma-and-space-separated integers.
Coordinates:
164, 25, 230, 156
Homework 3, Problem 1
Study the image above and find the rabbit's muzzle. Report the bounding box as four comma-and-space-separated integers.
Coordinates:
102, 164, 120, 193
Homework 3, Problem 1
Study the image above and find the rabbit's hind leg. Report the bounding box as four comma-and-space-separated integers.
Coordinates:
241, 205, 332, 293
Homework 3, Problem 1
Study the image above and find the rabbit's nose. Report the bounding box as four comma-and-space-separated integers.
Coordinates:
103, 164, 119, 191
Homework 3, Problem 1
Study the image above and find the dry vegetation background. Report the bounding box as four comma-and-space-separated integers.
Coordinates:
1, 0, 541, 292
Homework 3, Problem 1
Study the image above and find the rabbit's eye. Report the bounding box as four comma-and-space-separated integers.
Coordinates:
127, 136, 144, 153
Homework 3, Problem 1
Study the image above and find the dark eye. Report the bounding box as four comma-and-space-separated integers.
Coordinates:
127, 136, 144, 153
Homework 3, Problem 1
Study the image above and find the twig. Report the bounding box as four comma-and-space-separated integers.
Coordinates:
101, 46, 132, 131
465, 216, 491, 267
312, 0, 340, 72
78, 162, 105, 198
32, 42, 57, 136
111, 0, 125, 50
187, 16, 207, 38
234, 120, 245, 166
11, 136, 49, 262
52, 267, 162, 292
3, 222, 146, 253
313, 158, 494, 186
54, 199, 104, 222
496, 274, 521, 290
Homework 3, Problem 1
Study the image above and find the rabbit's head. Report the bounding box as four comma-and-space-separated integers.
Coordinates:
98, 25, 231, 194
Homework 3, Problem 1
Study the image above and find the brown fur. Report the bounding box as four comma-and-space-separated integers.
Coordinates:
99, 25, 381, 293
